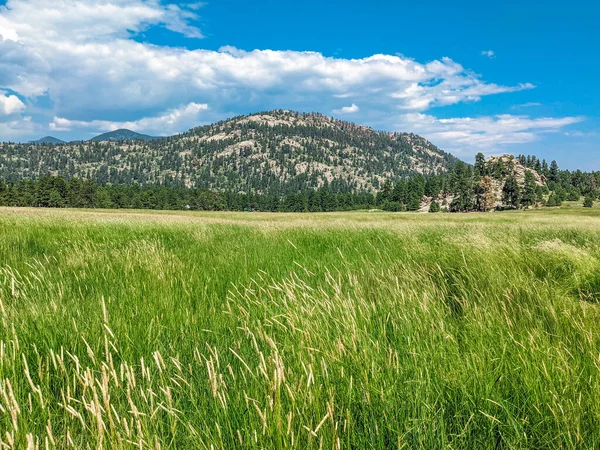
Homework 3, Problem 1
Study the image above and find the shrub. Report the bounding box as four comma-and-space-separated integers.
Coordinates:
584, 197, 594, 208
568, 188, 582, 201
384, 201, 403, 212
546, 193, 563, 207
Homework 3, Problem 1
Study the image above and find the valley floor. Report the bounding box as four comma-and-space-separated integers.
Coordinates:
1, 207, 599, 448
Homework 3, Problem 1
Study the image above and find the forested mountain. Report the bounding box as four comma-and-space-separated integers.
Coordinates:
29, 136, 65, 145
0, 110, 458, 194
89, 129, 160, 142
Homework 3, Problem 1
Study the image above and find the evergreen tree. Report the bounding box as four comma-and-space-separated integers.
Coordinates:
521, 172, 538, 208
502, 176, 521, 209
424, 177, 440, 199
48, 190, 66, 208
449, 162, 475, 212
0, 179, 7, 206
377, 180, 392, 206
391, 180, 407, 204
406, 176, 425, 211
549, 160, 560, 183
474, 152, 486, 177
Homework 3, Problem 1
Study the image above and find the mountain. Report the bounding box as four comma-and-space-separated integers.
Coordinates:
29, 136, 65, 145
89, 129, 160, 142
0, 110, 458, 192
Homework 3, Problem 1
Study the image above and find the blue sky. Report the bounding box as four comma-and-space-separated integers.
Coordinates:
0, 0, 598, 169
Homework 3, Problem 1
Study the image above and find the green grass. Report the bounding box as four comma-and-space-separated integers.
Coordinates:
1, 207, 600, 449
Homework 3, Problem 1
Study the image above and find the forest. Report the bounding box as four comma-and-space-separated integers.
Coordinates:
0, 153, 598, 212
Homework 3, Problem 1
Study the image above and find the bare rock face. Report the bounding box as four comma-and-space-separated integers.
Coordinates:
486, 154, 546, 186
484, 154, 546, 208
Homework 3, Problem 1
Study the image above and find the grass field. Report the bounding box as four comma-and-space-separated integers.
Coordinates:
1, 207, 600, 449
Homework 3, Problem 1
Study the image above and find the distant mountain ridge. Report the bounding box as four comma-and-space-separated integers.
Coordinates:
29, 136, 66, 145
2, 110, 459, 193
28, 129, 160, 144
89, 129, 160, 142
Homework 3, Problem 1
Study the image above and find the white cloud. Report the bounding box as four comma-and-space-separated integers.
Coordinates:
333, 103, 359, 114
0, 0, 584, 152
481, 50, 495, 58
0, 0, 536, 128
396, 113, 584, 156
564, 130, 597, 138
0, 115, 36, 140
512, 102, 542, 109
50, 102, 209, 135
0, 91, 26, 115
0, 0, 203, 42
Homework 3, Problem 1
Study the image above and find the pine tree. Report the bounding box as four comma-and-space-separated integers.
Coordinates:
0, 179, 7, 206
391, 180, 407, 204
424, 177, 440, 199
502, 176, 521, 209
549, 160, 559, 183
406, 176, 425, 211
377, 180, 392, 206
474, 152, 486, 177
521, 171, 538, 208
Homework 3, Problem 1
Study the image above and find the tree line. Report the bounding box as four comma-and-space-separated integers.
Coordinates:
1, 153, 597, 213
0, 176, 377, 212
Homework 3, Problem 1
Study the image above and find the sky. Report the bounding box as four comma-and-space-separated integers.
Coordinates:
0, 0, 598, 169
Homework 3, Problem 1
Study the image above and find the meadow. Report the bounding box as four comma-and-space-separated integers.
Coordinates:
1, 206, 600, 449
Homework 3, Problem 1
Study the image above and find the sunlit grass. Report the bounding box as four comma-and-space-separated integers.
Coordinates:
1, 207, 600, 448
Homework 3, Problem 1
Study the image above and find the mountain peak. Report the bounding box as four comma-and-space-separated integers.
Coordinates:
89, 129, 160, 142
29, 136, 65, 145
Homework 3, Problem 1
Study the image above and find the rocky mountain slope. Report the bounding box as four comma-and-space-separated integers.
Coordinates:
0, 110, 458, 194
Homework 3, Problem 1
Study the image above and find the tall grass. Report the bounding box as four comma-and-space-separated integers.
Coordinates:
1, 207, 600, 448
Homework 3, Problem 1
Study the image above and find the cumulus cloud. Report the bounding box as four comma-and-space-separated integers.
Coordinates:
0, 91, 26, 115
333, 104, 359, 114
396, 113, 584, 155
0, 1, 534, 122
50, 102, 209, 135
0, 0, 584, 151
0, 0, 203, 42
481, 50, 495, 58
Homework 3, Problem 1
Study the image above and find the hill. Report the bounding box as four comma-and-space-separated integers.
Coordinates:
89, 129, 160, 142
29, 136, 65, 145
0, 110, 458, 193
